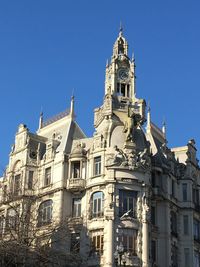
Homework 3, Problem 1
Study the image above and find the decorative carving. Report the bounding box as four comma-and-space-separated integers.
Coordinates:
106, 146, 151, 171
142, 196, 150, 223
106, 146, 128, 167
136, 148, 151, 170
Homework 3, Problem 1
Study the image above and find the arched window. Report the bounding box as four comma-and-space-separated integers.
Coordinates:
91, 192, 104, 218
38, 200, 53, 226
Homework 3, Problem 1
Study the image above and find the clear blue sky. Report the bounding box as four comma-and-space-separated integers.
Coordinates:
0, 1, 200, 174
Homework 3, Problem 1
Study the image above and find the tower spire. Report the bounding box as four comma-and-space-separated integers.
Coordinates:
119, 21, 123, 37
38, 109, 43, 130
162, 117, 166, 138
146, 102, 151, 133
70, 94, 75, 119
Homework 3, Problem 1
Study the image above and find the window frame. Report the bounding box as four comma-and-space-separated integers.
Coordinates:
183, 215, 189, 235
72, 198, 81, 218
13, 174, 21, 196
38, 200, 53, 227
6, 207, 19, 231
118, 228, 137, 255
44, 167, 51, 187
182, 183, 188, 202
119, 190, 137, 218
91, 230, 104, 254
91, 191, 104, 218
28, 170, 34, 190
94, 156, 101, 176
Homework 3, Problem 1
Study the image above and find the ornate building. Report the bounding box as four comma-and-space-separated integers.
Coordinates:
0, 28, 200, 267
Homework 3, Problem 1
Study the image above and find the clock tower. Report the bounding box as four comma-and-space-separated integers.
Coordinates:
94, 27, 146, 149
105, 27, 136, 103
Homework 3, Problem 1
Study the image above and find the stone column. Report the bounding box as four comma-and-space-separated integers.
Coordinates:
142, 197, 150, 267
105, 219, 114, 267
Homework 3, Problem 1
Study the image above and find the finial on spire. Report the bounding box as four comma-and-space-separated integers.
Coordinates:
38, 108, 43, 130
146, 101, 151, 133
162, 117, 166, 138
70, 92, 75, 119
131, 51, 135, 63
119, 21, 123, 36
106, 59, 109, 67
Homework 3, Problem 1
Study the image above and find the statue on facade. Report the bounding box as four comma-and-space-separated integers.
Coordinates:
136, 148, 151, 170
123, 106, 135, 142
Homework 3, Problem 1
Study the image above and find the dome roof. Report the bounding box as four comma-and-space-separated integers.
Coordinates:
70, 143, 86, 158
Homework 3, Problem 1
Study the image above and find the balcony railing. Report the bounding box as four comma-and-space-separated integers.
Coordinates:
67, 178, 86, 192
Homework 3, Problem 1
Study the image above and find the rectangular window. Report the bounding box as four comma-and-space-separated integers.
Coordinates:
6, 207, 19, 231
183, 215, 189, 235
182, 183, 188, 201
72, 161, 80, 178
171, 211, 177, 236
13, 175, 21, 196
151, 206, 156, 225
118, 229, 137, 255
44, 167, 51, 186
119, 190, 137, 218
92, 192, 104, 218
127, 84, 130, 97
70, 233, 80, 253
72, 198, 81, 217
28, 171, 34, 189
117, 83, 120, 93
194, 219, 200, 241
94, 156, 101, 176
121, 84, 125, 96
91, 230, 104, 254
151, 240, 156, 263
172, 180, 175, 197
184, 248, 189, 267
193, 189, 199, 205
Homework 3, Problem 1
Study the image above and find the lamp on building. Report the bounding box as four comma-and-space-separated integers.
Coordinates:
114, 242, 126, 266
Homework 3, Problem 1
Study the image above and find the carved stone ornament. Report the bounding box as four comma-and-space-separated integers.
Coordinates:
106, 146, 151, 171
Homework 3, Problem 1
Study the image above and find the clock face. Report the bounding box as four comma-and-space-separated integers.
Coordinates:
118, 68, 129, 81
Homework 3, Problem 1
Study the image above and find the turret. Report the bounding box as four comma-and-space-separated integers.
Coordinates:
105, 27, 136, 104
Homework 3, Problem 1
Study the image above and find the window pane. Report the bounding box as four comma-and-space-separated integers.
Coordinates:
45, 167, 51, 186
183, 183, 188, 201
92, 192, 104, 218
94, 157, 101, 176
183, 215, 189, 235
119, 190, 137, 217
28, 171, 34, 189
38, 200, 52, 226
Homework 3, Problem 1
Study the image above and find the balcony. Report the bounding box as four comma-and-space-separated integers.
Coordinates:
67, 178, 86, 192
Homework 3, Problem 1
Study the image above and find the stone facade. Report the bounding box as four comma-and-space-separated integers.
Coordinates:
0, 29, 200, 267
